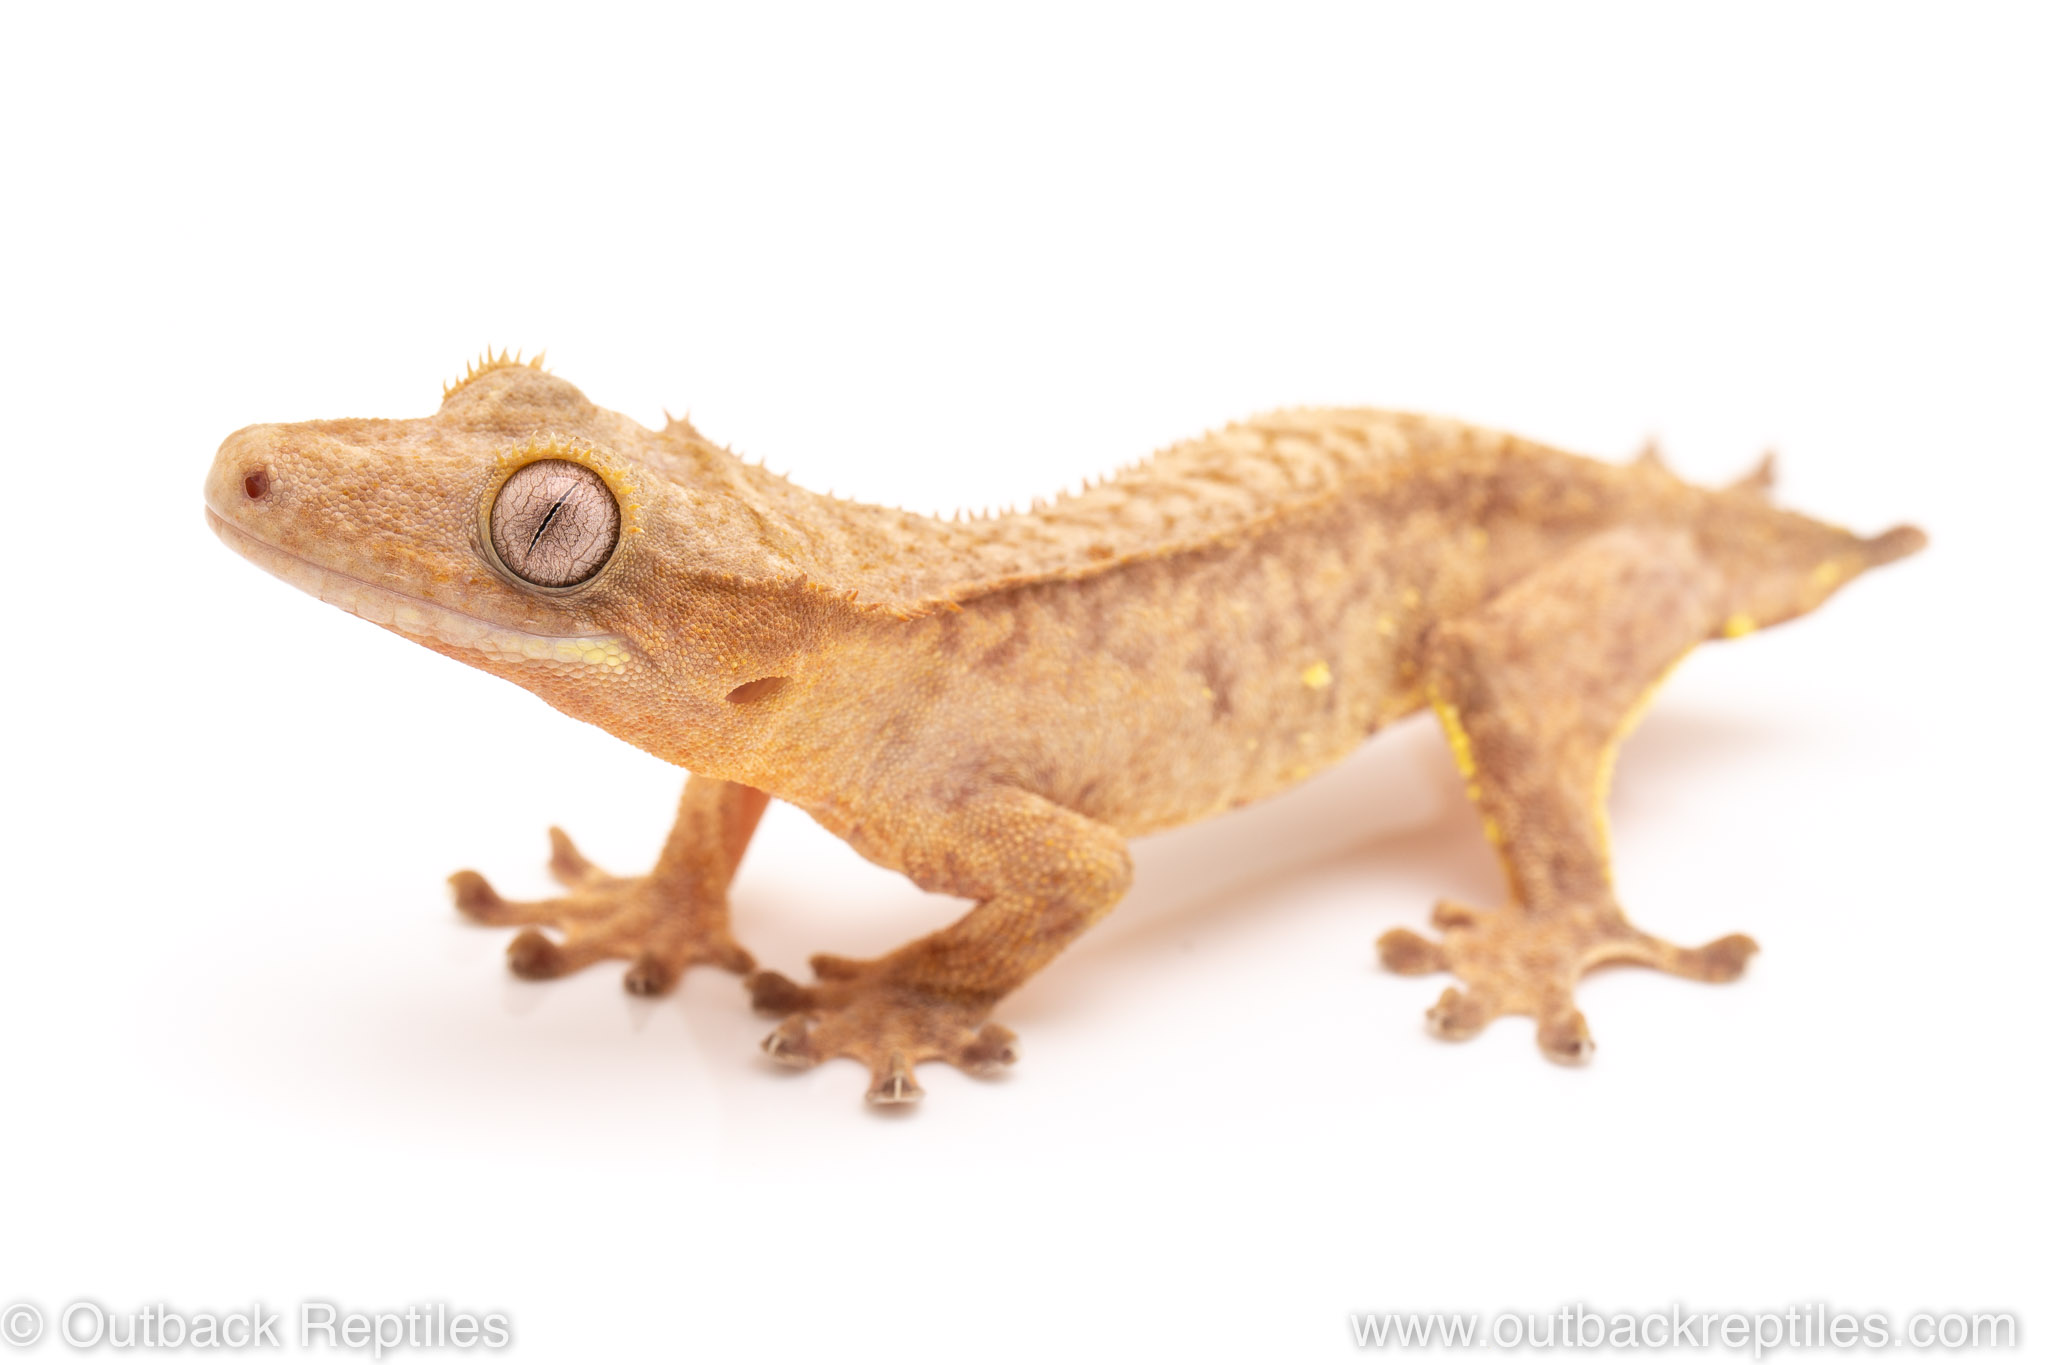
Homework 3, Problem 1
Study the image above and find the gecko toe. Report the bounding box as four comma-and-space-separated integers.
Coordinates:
808, 953, 868, 981
506, 928, 567, 979
1426, 986, 1498, 1041
545, 826, 606, 887
448, 870, 507, 922
748, 970, 816, 1014
1430, 899, 1485, 930
761, 1016, 820, 1069
622, 952, 676, 997
1691, 934, 1760, 983
1377, 928, 1447, 975
954, 1022, 1020, 1077
1537, 1008, 1596, 1065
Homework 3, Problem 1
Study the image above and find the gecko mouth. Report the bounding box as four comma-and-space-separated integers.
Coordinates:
204, 506, 632, 675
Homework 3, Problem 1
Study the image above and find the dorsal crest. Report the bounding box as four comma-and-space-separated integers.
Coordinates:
443, 347, 549, 402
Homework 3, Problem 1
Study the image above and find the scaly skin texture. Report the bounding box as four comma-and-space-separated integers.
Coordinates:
203, 354, 1925, 1103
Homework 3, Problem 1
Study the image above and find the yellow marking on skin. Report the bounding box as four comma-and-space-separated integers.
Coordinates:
1722, 613, 1757, 638
1589, 649, 1693, 866
553, 638, 630, 671
1302, 660, 1333, 690
1376, 614, 1396, 637
1430, 687, 1479, 780
478, 632, 631, 675
1811, 559, 1846, 590
1427, 687, 1526, 901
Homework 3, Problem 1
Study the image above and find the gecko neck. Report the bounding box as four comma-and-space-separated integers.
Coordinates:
658, 425, 1033, 608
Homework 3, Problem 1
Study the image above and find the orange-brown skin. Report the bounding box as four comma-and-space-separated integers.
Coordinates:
203, 354, 1924, 1104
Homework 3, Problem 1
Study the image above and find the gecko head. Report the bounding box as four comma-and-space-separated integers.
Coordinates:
203, 356, 798, 755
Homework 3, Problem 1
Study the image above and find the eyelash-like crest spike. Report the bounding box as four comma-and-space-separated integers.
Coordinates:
442, 347, 549, 401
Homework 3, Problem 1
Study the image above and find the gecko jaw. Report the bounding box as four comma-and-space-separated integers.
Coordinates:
205, 506, 632, 676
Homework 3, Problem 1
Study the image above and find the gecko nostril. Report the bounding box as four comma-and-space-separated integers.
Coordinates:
243, 468, 271, 500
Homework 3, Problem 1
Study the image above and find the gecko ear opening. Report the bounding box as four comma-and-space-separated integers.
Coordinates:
726, 676, 789, 705
489, 460, 620, 588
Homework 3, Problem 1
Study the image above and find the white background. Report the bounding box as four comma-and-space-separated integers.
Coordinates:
2, 5, 2042, 1361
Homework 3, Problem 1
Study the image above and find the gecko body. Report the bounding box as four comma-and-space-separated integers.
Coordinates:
204, 355, 1922, 1102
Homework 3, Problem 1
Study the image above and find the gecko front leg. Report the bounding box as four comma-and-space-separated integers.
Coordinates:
748, 788, 1133, 1105
450, 774, 765, 995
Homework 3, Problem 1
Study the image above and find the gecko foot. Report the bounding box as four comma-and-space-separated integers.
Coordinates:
449, 827, 754, 995
749, 957, 1018, 1106
1377, 899, 1757, 1064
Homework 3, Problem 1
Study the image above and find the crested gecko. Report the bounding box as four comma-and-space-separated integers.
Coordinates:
203, 353, 1924, 1105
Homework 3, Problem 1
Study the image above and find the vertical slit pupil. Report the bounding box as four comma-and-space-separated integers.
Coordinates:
488, 460, 621, 588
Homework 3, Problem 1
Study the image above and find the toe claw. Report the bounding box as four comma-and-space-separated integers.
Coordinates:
505, 928, 566, 979
761, 1017, 819, 1069
1426, 986, 1496, 1041
865, 1050, 924, 1106
955, 1022, 1019, 1076
1378, 927, 1448, 975
1537, 1008, 1595, 1064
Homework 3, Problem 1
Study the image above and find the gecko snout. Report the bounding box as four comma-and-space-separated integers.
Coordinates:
205, 423, 292, 519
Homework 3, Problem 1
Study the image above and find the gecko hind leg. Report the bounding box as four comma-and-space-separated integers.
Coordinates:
449, 776, 765, 996
1376, 525, 1757, 1063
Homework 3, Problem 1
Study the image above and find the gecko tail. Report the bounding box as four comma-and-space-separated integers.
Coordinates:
1713, 453, 1928, 565
1857, 523, 1928, 567
1698, 480, 1926, 637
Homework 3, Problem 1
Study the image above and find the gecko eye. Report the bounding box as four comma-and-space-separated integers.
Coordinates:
489, 460, 620, 588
